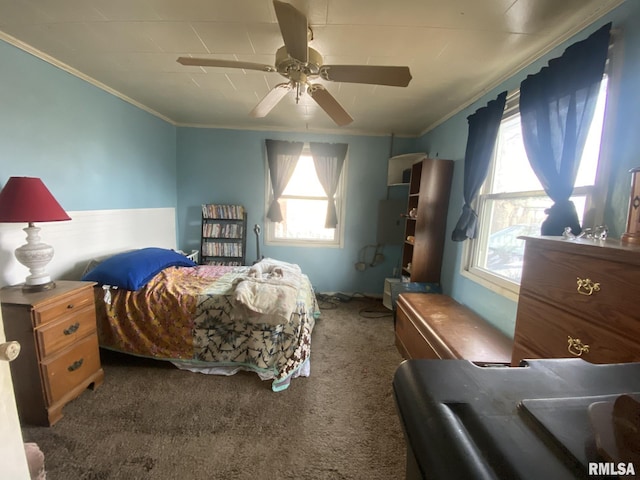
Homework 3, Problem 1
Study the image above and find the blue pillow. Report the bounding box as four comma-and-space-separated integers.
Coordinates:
81, 247, 197, 290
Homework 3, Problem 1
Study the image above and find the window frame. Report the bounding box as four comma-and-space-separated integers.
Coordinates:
264, 146, 347, 248
461, 78, 612, 300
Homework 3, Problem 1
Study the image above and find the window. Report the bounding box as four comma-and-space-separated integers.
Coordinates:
463, 79, 609, 297
265, 150, 346, 247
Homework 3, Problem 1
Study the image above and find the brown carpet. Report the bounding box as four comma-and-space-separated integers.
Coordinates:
22, 297, 407, 480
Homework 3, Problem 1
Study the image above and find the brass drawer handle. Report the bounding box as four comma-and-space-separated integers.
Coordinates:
63, 322, 80, 335
67, 358, 84, 372
576, 277, 600, 296
567, 336, 590, 357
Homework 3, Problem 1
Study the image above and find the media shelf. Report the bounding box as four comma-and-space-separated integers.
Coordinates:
200, 204, 247, 266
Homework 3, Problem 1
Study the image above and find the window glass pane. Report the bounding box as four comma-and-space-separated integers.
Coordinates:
492, 115, 542, 194
493, 78, 607, 194
282, 155, 325, 197
274, 198, 334, 240
477, 194, 587, 282
575, 77, 608, 187
266, 149, 344, 246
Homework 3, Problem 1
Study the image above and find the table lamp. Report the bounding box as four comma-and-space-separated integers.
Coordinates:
0, 177, 71, 291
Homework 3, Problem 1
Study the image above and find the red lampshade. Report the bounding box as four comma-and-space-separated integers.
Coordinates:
0, 177, 71, 223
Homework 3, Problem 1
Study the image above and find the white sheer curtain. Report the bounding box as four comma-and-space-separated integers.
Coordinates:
265, 139, 304, 222
309, 142, 348, 228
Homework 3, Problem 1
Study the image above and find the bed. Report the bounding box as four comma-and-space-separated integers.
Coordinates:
82, 248, 319, 391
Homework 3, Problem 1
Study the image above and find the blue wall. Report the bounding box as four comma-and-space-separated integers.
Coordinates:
417, 0, 640, 335
175, 127, 417, 293
0, 41, 177, 213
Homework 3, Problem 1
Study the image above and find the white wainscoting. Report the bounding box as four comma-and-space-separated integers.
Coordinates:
0, 207, 177, 288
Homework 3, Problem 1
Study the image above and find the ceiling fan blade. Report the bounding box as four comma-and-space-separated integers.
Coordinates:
320, 65, 412, 87
273, 0, 308, 63
177, 57, 276, 72
250, 83, 293, 118
308, 84, 353, 126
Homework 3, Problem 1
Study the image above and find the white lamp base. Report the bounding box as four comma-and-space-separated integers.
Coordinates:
14, 223, 56, 291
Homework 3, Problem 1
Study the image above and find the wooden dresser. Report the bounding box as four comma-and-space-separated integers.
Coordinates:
1, 280, 104, 426
512, 236, 640, 366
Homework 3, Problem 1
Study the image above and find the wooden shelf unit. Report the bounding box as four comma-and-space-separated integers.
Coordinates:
401, 158, 454, 282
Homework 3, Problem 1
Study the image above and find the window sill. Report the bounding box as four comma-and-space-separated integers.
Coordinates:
265, 238, 342, 248
460, 268, 520, 302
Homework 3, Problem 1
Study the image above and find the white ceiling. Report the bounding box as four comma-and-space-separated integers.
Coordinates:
0, 0, 624, 136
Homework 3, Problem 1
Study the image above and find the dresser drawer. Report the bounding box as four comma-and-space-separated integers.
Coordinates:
512, 295, 640, 366
33, 287, 94, 327
41, 334, 101, 405
520, 244, 639, 327
36, 306, 97, 358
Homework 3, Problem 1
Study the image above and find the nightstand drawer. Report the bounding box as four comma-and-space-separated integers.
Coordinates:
33, 288, 94, 327
41, 334, 101, 405
36, 306, 97, 358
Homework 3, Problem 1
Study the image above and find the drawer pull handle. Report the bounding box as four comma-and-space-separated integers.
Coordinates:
67, 359, 84, 372
576, 277, 600, 296
67, 303, 74, 309
63, 322, 80, 335
567, 336, 590, 357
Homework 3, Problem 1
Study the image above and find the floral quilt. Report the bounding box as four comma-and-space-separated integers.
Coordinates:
95, 264, 319, 391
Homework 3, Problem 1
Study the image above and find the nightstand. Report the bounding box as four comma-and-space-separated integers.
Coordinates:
1, 280, 104, 426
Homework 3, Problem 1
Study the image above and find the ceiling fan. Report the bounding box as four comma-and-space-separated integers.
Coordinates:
177, 0, 412, 126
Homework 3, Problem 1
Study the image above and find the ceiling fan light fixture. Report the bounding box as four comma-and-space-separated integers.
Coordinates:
274, 46, 322, 78
177, 0, 411, 126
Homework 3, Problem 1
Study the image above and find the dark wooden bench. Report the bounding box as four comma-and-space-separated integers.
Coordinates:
395, 293, 513, 365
